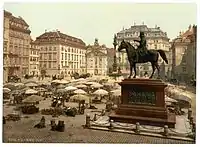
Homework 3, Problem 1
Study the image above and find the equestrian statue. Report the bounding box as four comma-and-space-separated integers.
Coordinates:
118, 31, 168, 79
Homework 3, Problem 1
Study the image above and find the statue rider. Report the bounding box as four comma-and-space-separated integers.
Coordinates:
134, 31, 148, 62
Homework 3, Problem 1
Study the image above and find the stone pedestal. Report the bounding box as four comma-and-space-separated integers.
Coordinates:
109, 78, 176, 128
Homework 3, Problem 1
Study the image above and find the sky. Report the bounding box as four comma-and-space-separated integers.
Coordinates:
4, 2, 197, 48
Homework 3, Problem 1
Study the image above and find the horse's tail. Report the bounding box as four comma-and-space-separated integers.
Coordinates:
157, 50, 168, 64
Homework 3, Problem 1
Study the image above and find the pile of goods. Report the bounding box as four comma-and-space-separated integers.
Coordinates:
41, 108, 64, 116
5, 114, 21, 121
63, 107, 77, 117
21, 105, 39, 114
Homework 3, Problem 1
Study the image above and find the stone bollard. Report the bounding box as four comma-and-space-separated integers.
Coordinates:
50, 119, 57, 131
188, 108, 192, 120
163, 125, 169, 136
93, 114, 97, 121
109, 120, 114, 130
190, 116, 194, 125
85, 114, 91, 128
135, 122, 140, 134
101, 109, 106, 116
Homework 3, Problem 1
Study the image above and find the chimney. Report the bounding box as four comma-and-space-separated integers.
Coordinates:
45, 29, 47, 32
155, 24, 157, 28
179, 31, 182, 36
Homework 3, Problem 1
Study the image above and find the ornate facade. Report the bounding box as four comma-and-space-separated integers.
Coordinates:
34, 30, 86, 76
171, 25, 197, 82
3, 10, 31, 82
116, 24, 171, 78
86, 39, 108, 76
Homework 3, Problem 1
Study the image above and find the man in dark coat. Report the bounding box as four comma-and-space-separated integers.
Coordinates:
134, 31, 148, 61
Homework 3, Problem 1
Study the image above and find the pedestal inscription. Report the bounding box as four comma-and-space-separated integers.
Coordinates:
128, 91, 156, 105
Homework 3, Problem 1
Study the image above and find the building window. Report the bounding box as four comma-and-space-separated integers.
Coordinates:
49, 54, 52, 60
49, 62, 51, 68
54, 47, 56, 51
182, 67, 186, 72
65, 54, 67, 60
62, 53, 64, 60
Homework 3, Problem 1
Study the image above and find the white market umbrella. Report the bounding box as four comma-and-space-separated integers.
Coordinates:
65, 86, 78, 91
85, 81, 99, 85
74, 89, 87, 94
76, 80, 88, 84
51, 80, 60, 83
23, 95, 44, 103
25, 82, 38, 87
24, 80, 38, 84
76, 78, 86, 81
57, 88, 67, 93
91, 83, 103, 88
14, 83, 24, 87
165, 96, 178, 103
25, 89, 38, 94
174, 94, 192, 103
3, 88, 11, 93
93, 89, 108, 96
70, 94, 90, 103
58, 79, 69, 84
76, 84, 87, 88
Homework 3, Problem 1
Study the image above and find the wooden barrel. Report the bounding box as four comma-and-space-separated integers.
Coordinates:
56, 120, 65, 132
58, 120, 64, 126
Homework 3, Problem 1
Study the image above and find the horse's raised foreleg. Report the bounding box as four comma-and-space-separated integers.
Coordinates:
155, 62, 160, 79
149, 62, 155, 79
128, 64, 133, 79
133, 63, 136, 78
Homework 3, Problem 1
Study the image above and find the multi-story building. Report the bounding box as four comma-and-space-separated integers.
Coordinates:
29, 39, 40, 76
107, 48, 115, 73
116, 23, 171, 78
3, 10, 12, 83
171, 25, 197, 82
34, 30, 86, 76
86, 39, 108, 76
3, 10, 31, 81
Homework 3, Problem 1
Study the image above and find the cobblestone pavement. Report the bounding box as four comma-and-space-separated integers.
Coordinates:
3, 88, 195, 144
3, 118, 194, 144
3, 103, 194, 144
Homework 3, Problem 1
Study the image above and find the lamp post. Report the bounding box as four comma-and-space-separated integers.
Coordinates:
113, 34, 118, 72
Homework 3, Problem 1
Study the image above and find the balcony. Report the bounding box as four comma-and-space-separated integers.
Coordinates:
6, 63, 21, 68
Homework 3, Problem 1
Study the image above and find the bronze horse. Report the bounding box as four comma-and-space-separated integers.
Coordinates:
118, 40, 168, 79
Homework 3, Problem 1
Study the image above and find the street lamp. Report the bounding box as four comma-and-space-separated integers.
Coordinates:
113, 34, 118, 72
